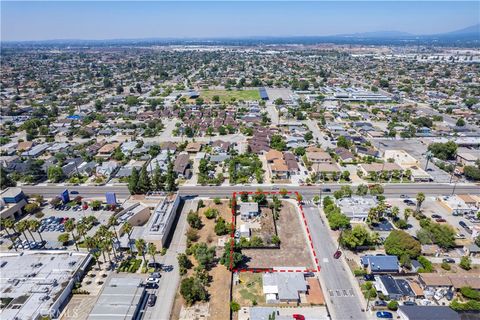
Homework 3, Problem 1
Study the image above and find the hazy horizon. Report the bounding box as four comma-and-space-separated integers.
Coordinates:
1, 1, 479, 41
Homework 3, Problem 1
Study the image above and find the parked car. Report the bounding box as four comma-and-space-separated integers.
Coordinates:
376, 311, 393, 319
443, 258, 455, 264
147, 277, 160, 284
403, 301, 417, 306
364, 274, 375, 281
293, 315, 305, 320
432, 214, 442, 219
435, 218, 446, 223
375, 300, 387, 307
148, 294, 157, 307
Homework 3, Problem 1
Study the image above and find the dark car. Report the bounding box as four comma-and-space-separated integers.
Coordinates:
364, 274, 375, 281
333, 250, 342, 259
443, 258, 455, 264
432, 214, 442, 219
322, 188, 331, 193
459, 221, 468, 228
148, 294, 157, 307
435, 218, 446, 223
70, 191, 79, 195
403, 301, 417, 306
400, 194, 408, 198
376, 311, 393, 319
375, 300, 388, 307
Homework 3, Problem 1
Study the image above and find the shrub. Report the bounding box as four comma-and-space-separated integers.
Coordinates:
230, 301, 240, 312
441, 262, 451, 270
384, 230, 421, 259
460, 256, 472, 270
417, 256, 433, 273
387, 300, 398, 311
204, 208, 218, 219
213, 197, 221, 205
353, 269, 367, 277
460, 287, 480, 301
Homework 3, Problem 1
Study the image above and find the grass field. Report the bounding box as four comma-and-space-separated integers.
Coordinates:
200, 89, 260, 103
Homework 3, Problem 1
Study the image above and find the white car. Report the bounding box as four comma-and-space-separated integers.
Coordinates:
147, 277, 160, 284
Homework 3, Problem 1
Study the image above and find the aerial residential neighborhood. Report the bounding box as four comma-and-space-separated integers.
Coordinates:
0, 1, 479, 320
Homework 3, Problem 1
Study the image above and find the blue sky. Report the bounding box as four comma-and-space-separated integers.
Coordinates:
1, 1, 479, 41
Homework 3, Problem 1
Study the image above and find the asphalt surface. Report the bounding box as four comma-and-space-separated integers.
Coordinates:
144, 199, 193, 320
302, 204, 368, 320
20, 183, 480, 199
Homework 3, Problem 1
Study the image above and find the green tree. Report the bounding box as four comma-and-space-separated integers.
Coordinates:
137, 165, 151, 194
135, 239, 147, 267
128, 167, 139, 194
187, 210, 202, 229
58, 233, 70, 245
0, 167, 16, 189
180, 277, 208, 305
177, 253, 193, 275
384, 230, 421, 259
47, 165, 64, 182
356, 184, 368, 196
0, 218, 18, 251
337, 136, 351, 149
387, 300, 398, 311
194, 243, 216, 269
148, 243, 157, 266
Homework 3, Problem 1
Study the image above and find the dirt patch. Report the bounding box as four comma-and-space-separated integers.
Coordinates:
250, 206, 276, 243
232, 273, 265, 307
208, 264, 232, 320
197, 200, 232, 245
242, 201, 314, 269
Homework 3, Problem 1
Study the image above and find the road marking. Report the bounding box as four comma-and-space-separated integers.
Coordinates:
323, 258, 329, 263
328, 290, 334, 297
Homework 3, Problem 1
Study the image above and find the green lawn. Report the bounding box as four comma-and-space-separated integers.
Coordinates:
200, 89, 260, 103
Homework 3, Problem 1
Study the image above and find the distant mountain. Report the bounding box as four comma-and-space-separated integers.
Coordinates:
336, 30, 414, 38
441, 23, 480, 36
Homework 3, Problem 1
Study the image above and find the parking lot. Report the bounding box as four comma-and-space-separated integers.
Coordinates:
372, 138, 452, 183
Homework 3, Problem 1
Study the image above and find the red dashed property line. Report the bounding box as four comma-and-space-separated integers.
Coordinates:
229, 190, 321, 273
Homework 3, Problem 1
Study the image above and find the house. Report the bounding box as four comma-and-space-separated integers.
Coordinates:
397, 306, 460, 320
335, 147, 355, 162
306, 150, 332, 164
360, 255, 400, 274
17, 141, 33, 152
374, 275, 415, 300
266, 150, 299, 179
311, 163, 342, 179
262, 273, 307, 304
21, 143, 50, 157
185, 142, 202, 153
384, 150, 419, 167
173, 153, 191, 178
239, 202, 259, 221
96, 142, 120, 159
464, 243, 480, 257
456, 148, 480, 166
96, 161, 119, 177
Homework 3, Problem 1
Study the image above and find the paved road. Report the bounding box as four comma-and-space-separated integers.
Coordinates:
20, 183, 480, 199
303, 204, 368, 320
144, 199, 194, 320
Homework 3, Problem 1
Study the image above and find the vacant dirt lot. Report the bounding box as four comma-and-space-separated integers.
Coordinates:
243, 201, 314, 269
172, 199, 232, 320
198, 200, 232, 245
250, 206, 276, 243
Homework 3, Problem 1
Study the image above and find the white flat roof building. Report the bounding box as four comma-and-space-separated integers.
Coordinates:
0, 251, 91, 320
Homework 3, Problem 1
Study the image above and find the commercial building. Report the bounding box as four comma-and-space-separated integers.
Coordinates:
88, 276, 147, 320
1, 187, 27, 220
336, 196, 378, 222
0, 251, 91, 320
436, 195, 477, 215
142, 193, 181, 249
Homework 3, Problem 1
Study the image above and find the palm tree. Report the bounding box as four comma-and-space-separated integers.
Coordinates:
391, 206, 400, 220
135, 239, 147, 268
416, 192, 425, 213
25, 219, 37, 242
123, 222, 133, 251
108, 216, 119, 240
16, 220, 31, 246
76, 222, 87, 244
147, 242, 157, 266
1, 218, 18, 251
28, 219, 43, 243
84, 236, 96, 252
64, 219, 78, 251
404, 208, 413, 222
